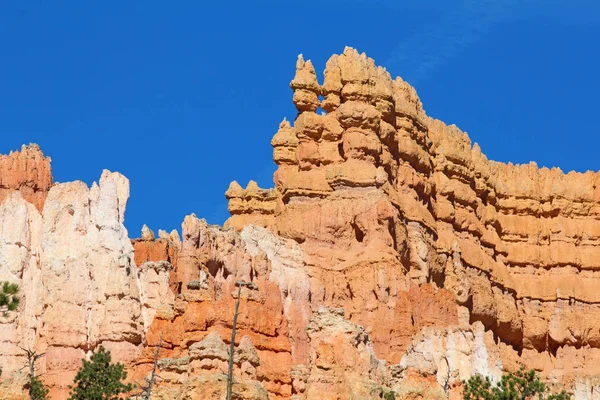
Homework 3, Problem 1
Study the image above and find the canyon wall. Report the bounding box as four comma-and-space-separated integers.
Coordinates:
1, 48, 599, 399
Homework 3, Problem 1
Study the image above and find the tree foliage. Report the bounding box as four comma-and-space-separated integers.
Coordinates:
463, 367, 570, 400
68, 346, 132, 400
27, 375, 49, 400
383, 391, 396, 400
0, 282, 19, 312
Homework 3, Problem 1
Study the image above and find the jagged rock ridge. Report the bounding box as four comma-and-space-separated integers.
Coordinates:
0, 48, 599, 399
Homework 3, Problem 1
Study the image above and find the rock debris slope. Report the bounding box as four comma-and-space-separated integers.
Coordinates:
1, 48, 600, 399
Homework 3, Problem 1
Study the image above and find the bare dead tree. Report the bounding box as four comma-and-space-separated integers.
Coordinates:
19, 347, 44, 379
142, 335, 163, 400
19, 347, 47, 400
441, 356, 451, 394
226, 280, 253, 400
129, 335, 164, 400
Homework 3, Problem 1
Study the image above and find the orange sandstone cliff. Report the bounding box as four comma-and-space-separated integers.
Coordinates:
0, 48, 599, 399
0, 144, 52, 212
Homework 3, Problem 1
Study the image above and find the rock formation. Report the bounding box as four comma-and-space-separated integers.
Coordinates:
0, 144, 52, 212
1, 47, 600, 399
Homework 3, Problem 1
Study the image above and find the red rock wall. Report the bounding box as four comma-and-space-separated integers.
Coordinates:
0, 144, 52, 211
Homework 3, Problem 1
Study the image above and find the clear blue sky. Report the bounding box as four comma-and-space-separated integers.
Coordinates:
1, 1, 599, 236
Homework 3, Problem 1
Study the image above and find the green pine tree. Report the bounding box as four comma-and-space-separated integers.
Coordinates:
383, 391, 396, 400
68, 346, 133, 400
0, 282, 19, 384
0, 281, 19, 313
463, 367, 570, 400
27, 375, 49, 400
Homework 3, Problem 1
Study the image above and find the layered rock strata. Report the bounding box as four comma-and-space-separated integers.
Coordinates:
0, 48, 599, 399
0, 144, 52, 212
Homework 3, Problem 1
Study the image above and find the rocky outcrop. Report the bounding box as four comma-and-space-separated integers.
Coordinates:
225, 181, 279, 231
222, 47, 600, 397
146, 331, 268, 400
0, 168, 150, 399
144, 220, 298, 399
0, 144, 52, 212
2, 47, 600, 399
296, 307, 392, 400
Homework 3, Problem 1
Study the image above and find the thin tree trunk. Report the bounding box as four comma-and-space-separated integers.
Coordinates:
144, 335, 162, 400
226, 284, 243, 400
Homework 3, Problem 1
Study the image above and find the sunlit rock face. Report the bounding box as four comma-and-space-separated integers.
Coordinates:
0, 144, 52, 212
0, 166, 147, 399
2, 48, 600, 399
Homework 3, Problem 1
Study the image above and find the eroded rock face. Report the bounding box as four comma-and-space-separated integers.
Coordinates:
298, 307, 392, 400
0, 144, 52, 212
221, 47, 600, 397
0, 169, 150, 399
2, 47, 600, 399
